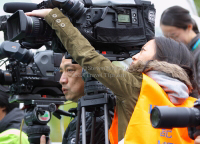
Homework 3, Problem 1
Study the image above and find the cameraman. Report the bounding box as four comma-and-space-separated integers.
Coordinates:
26, 8, 197, 143
58, 55, 105, 144
0, 85, 29, 144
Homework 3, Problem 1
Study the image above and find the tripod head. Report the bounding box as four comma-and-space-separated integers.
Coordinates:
9, 94, 75, 144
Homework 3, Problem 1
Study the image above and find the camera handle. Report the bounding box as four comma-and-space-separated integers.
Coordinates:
24, 104, 53, 144
24, 103, 76, 144
13, 95, 66, 144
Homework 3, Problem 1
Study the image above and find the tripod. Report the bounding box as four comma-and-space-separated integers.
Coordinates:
9, 94, 76, 144
65, 51, 130, 144
75, 78, 115, 144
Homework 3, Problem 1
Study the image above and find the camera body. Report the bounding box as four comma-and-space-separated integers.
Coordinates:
0, 41, 64, 102
4, 0, 155, 54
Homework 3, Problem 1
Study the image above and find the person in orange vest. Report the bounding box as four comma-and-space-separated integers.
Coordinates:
26, 8, 198, 144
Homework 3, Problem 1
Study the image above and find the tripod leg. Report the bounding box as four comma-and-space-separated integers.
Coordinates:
104, 104, 109, 144
82, 107, 86, 144
75, 103, 81, 144
90, 112, 96, 144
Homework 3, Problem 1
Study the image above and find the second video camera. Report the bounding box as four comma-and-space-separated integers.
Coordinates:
0, 41, 64, 102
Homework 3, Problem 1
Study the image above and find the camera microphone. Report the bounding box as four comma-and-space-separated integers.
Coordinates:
3, 2, 38, 13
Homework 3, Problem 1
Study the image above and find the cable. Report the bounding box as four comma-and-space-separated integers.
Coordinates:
20, 119, 25, 144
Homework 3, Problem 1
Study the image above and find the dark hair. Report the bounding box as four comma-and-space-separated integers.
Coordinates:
0, 85, 19, 114
160, 6, 199, 34
154, 37, 198, 97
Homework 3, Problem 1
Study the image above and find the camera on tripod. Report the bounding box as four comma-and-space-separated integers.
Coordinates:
0, 40, 72, 144
0, 41, 63, 97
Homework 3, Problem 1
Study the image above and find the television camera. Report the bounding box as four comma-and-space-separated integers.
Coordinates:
0, 41, 76, 144
1, 0, 156, 143
3, 0, 155, 55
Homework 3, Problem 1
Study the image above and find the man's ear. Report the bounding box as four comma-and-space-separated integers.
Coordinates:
187, 24, 193, 31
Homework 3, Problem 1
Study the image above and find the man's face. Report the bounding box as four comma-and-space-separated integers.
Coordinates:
59, 57, 84, 102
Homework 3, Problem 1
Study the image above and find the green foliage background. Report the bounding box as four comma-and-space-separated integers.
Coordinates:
194, 0, 200, 16
48, 102, 77, 142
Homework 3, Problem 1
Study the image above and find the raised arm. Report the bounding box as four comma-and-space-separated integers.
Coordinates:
43, 8, 142, 100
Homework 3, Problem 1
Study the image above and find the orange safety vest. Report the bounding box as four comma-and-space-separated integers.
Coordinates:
109, 108, 118, 144
109, 74, 196, 144
124, 74, 196, 144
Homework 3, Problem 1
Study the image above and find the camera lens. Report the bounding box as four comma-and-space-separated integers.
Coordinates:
150, 107, 161, 128
7, 10, 55, 45
26, 16, 54, 40
150, 106, 200, 128
26, 16, 41, 37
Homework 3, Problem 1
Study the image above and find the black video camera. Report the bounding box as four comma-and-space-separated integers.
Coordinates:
150, 99, 200, 139
0, 41, 71, 144
2, 0, 155, 55
0, 41, 64, 102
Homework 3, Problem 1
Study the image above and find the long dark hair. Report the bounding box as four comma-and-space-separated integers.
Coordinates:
160, 6, 199, 34
154, 37, 198, 97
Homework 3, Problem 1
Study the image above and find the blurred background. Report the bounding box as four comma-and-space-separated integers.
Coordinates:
0, 0, 199, 143
194, 0, 200, 15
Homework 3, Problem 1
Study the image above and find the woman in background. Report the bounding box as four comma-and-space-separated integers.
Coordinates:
160, 6, 200, 95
